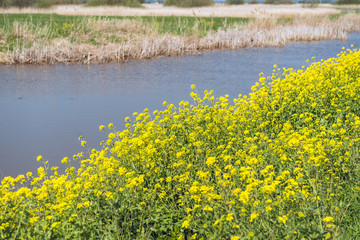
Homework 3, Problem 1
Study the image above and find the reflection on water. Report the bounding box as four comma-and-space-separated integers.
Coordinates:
1, 34, 359, 177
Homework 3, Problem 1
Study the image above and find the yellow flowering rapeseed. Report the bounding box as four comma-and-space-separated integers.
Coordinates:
1, 48, 360, 239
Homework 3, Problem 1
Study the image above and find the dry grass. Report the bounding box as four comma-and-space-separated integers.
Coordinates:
0, 4, 359, 64
0, 4, 342, 18
2, 13, 359, 65
201, 15, 360, 49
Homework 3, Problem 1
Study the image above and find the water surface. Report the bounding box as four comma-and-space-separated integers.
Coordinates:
1, 33, 359, 177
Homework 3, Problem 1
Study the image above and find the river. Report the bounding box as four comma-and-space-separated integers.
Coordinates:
0, 33, 359, 177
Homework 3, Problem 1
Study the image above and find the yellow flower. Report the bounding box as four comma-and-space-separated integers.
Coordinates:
324, 233, 331, 239
226, 213, 234, 221
253, 200, 260, 207
203, 205, 213, 211
61, 157, 69, 164
197, 170, 210, 180
182, 220, 190, 229
206, 157, 216, 166
37, 155, 43, 162
278, 215, 288, 224
323, 216, 335, 223
159, 191, 166, 199
26, 171, 33, 179
30, 216, 39, 225
51, 222, 60, 229
105, 191, 114, 200
250, 213, 259, 223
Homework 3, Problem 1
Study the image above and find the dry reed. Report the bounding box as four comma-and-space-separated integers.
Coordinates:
1, 14, 360, 65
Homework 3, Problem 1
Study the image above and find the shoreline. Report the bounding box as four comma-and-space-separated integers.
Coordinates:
0, 6, 359, 65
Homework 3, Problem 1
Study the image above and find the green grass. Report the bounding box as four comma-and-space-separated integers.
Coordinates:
0, 13, 81, 28
0, 14, 251, 52
334, 7, 360, 15
141, 16, 250, 35
0, 13, 251, 36
0, 13, 251, 53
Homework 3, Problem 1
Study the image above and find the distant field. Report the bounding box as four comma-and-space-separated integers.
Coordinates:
0, 4, 342, 18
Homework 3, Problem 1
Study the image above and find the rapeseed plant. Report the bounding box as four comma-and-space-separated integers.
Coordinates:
1, 47, 360, 239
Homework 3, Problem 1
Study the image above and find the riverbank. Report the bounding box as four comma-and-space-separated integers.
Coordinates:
0, 5, 359, 64
1, 48, 360, 239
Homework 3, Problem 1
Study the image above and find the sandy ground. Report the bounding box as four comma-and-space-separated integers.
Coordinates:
0, 4, 342, 18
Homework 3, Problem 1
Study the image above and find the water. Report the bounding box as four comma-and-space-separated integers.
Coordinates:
1, 33, 359, 178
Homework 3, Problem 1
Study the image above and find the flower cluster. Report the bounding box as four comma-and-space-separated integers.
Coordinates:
1, 48, 360, 239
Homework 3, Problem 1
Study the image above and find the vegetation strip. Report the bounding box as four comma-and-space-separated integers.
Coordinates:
0, 13, 359, 64
1, 48, 360, 239
0, 13, 250, 34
